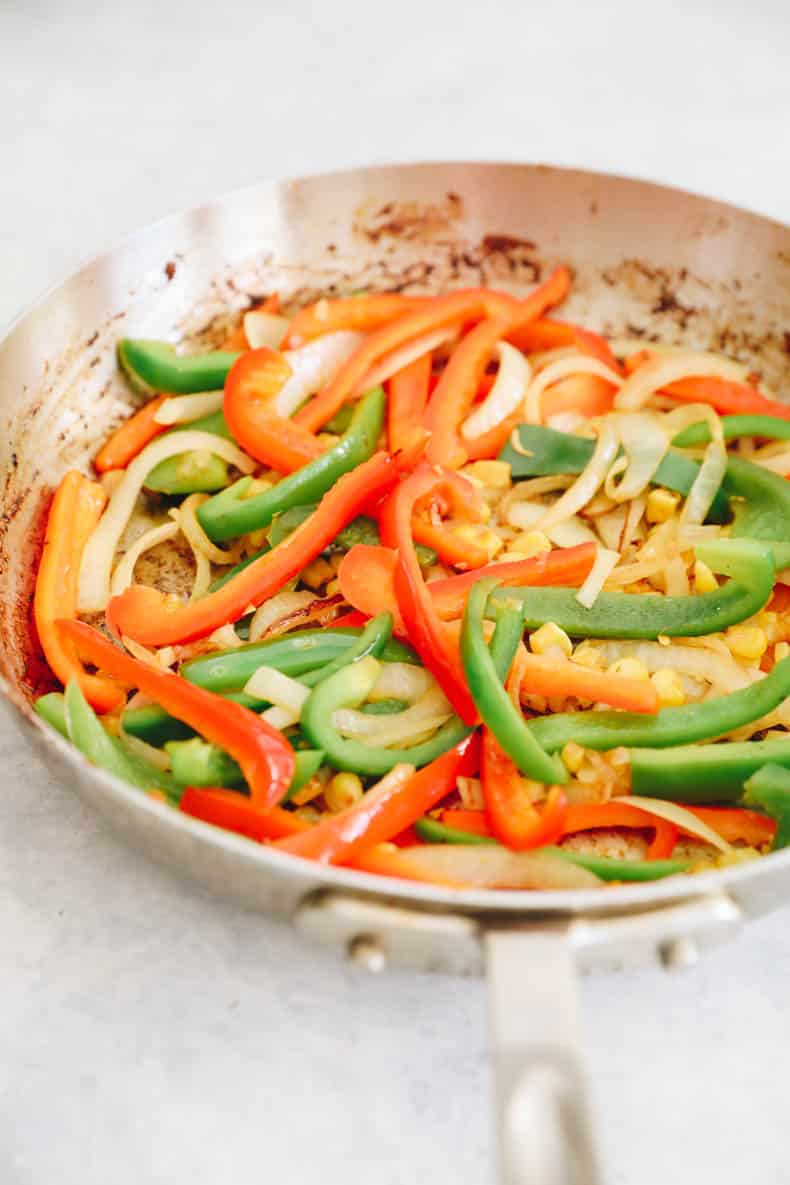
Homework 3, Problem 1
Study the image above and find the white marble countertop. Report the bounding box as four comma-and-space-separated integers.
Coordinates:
1, 1, 789, 1181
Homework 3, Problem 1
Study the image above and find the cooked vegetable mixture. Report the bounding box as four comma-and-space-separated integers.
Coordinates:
32, 273, 790, 889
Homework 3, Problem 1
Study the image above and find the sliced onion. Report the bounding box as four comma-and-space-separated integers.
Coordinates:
748, 447, 790, 476
260, 705, 300, 730
621, 494, 646, 551
506, 500, 597, 548
244, 665, 310, 713
606, 414, 670, 502
248, 590, 317, 643
78, 430, 254, 612
546, 411, 585, 434
579, 640, 752, 693
396, 846, 603, 889
532, 421, 619, 530
154, 390, 224, 425
462, 341, 530, 440
370, 662, 435, 703
664, 554, 689, 597
277, 331, 365, 417
576, 546, 619, 608
614, 352, 747, 411
528, 346, 578, 370
361, 326, 458, 390
664, 404, 727, 526
457, 776, 485, 810
612, 796, 732, 853
121, 634, 167, 668
243, 310, 290, 349
593, 506, 627, 552
523, 355, 623, 424
110, 521, 179, 597
208, 623, 243, 650
334, 687, 452, 747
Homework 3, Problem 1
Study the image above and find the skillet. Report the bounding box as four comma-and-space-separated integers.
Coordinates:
2, 161, 790, 1185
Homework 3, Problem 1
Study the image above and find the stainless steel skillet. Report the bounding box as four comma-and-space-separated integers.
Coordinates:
1, 162, 789, 1185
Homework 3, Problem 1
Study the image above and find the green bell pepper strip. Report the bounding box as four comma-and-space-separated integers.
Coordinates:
414, 817, 497, 845
461, 579, 566, 784
34, 692, 69, 739
122, 689, 268, 746
529, 654, 790, 754
500, 425, 730, 522
743, 765, 790, 849
299, 613, 393, 687
181, 627, 416, 693
489, 605, 526, 682
267, 504, 437, 566
359, 698, 409, 715
197, 386, 386, 543
324, 404, 355, 434
723, 455, 790, 552
166, 737, 324, 796
118, 339, 240, 395
556, 850, 689, 882
630, 737, 790, 802
165, 408, 232, 440
300, 655, 471, 776
672, 415, 790, 448
63, 680, 179, 800
489, 538, 775, 640
144, 451, 230, 495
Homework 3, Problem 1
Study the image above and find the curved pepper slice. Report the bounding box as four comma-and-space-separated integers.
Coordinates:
223, 348, 327, 473
481, 727, 567, 850
662, 376, 790, 421
107, 449, 401, 646
387, 352, 432, 454
743, 765, 790, 849
629, 736, 790, 802
672, 414, 790, 448
118, 339, 240, 395
488, 538, 775, 639
379, 462, 479, 722
282, 293, 431, 349
94, 396, 169, 473
529, 653, 790, 754
197, 385, 385, 542
55, 620, 294, 807
724, 454, 790, 550
460, 578, 566, 784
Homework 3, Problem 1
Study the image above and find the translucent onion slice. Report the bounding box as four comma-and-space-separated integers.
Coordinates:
506, 500, 598, 548
334, 686, 452, 747
614, 352, 747, 411
611, 796, 732, 853
532, 421, 620, 530
154, 390, 224, 425
546, 411, 585, 434
244, 665, 310, 713
594, 505, 627, 552
664, 554, 689, 598
748, 448, 790, 476
606, 413, 670, 502
462, 341, 530, 440
243, 310, 290, 350
277, 331, 365, 417
523, 355, 623, 424
576, 640, 752, 693
457, 776, 485, 810
170, 493, 224, 601
370, 662, 435, 703
78, 430, 255, 612
664, 404, 727, 526
260, 705, 300, 730
575, 546, 619, 608
248, 590, 317, 643
396, 846, 603, 889
361, 326, 458, 390
110, 521, 179, 597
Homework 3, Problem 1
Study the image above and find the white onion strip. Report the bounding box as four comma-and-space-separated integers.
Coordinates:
277, 331, 365, 417
361, 326, 458, 390
244, 666, 310, 714
110, 521, 179, 597
173, 493, 246, 566
665, 404, 727, 526
369, 662, 435, 703
506, 500, 597, 548
243, 310, 290, 349
606, 414, 670, 502
523, 355, 623, 424
532, 421, 619, 530
611, 796, 731, 853
154, 390, 224, 425
576, 546, 619, 608
462, 341, 530, 440
248, 590, 317, 643
614, 352, 747, 411
396, 846, 602, 889
78, 430, 255, 612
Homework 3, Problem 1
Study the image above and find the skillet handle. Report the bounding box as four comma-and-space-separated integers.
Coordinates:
485, 927, 602, 1185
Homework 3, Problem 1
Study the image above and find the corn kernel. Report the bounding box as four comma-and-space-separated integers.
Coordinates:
325, 578, 341, 596
657, 634, 671, 647
561, 741, 586, 773
726, 626, 768, 662
608, 657, 650, 681
290, 775, 324, 807
651, 668, 686, 707
247, 529, 269, 551
758, 611, 778, 643
301, 557, 334, 589
453, 523, 503, 559
511, 530, 552, 558
693, 559, 719, 594
646, 488, 681, 524
462, 460, 512, 489
324, 771, 364, 813
572, 644, 604, 669
530, 621, 573, 658
775, 641, 790, 663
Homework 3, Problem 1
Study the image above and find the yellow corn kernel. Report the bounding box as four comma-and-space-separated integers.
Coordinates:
462, 460, 512, 490
511, 530, 552, 558
453, 523, 503, 559
301, 557, 334, 589
608, 657, 650, 681
651, 668, 685, 707
290, 776, 324, 807
693, 559, 718, 594
775, 641, 790, 663
241, 477, 275, 499
725, 626, 768, 662
758, 611, 778, 643
572, 644, 604, 669
646, 487, 681, 524
657, 634, 671, 647
561, 741, 586, 773
324, 771, 364, 813
530, 621, 573, 658
247, 529, 269, 551
325, 578, 341, 596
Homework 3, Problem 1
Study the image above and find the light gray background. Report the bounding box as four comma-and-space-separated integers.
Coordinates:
2, 1, 789, 1182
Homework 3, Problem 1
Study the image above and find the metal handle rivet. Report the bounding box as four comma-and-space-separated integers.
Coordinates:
659, 935, 699, 971
347, 933, 387, 973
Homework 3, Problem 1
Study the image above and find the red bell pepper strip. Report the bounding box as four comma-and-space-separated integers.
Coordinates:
482, 728, 567, 850
56, 620, 294, 807
282, 293, 431, 349
294, 288, 519, 433
684, 806, 777, 847
275, 734, 479, 863
507, 315, 622, 373
338, 542, 596, 627
387, 352, 432, 454
107, 450, 401, 646
94, 396, 169, 473
662, 377, 790, 421
223, 348, 327, 473
646, 821, 679, 859
438, 805, 680, 857
34, 472, 125, 713
513, 650, 660, 714
379, 463, 480, 723
464, 410, 523, 461
439, 809, 492, 836
410, 521, 490, 570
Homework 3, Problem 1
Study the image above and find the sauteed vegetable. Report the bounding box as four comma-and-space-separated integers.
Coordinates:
31, 272, 790, 890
